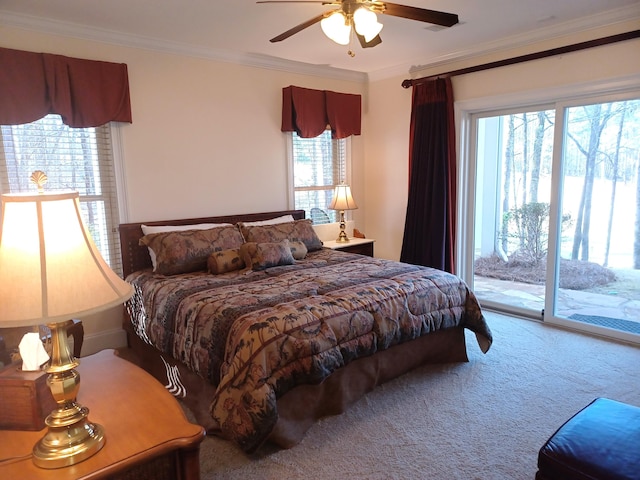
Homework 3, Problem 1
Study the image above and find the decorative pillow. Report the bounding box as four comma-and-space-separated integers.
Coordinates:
208, 248, 245, 274
141, 223, 232, 270
289, 240, 308, 260
238, 214, 295, 227
239, 219, 323, 252
239, 240, 296, 271
139, 225, 244, 275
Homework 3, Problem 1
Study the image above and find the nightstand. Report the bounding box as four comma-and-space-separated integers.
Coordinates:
323, 238, 375, 257
0, 349, 205, 480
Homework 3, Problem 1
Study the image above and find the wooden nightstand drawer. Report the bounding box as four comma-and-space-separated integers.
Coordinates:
324, 239, 374, 257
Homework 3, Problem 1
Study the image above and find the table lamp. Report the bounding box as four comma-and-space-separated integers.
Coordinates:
0, 171, 133, 468
328, 183, 358, 242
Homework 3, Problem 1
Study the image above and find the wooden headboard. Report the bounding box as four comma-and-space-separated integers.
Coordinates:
118, 209, 306, 278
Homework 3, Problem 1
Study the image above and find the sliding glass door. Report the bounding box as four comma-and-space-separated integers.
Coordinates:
551, 99, 640, 339
473, 108, 555, 318
468, 94, 640, 343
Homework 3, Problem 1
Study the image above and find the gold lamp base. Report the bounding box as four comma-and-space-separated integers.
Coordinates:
32, 320, 105, 469
335, 210, 350, 242
33, 414, 105, 468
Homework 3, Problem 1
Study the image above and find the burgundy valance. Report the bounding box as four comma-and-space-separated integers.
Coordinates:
0, 47, 132, 128
281, 85, 361, 139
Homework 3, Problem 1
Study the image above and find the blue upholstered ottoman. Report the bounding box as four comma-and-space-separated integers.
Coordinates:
536, 398, 640, 480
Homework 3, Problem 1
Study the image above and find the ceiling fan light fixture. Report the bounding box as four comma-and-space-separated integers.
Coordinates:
261, 1, 458, 50
353, 7, 383, 42
320, 11, 351, 45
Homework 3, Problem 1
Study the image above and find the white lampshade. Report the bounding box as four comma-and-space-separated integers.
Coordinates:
353, 7, 383, 42
328, 184, 358, 211
321, 11, 351, 45
0, 190, 133, 328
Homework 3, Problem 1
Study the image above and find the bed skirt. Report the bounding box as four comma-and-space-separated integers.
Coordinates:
121, 315, 468, 451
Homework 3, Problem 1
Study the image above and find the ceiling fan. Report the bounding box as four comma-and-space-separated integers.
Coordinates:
257, 1, 458, 54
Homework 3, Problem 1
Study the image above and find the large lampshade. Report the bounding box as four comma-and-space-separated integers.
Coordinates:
0, 181, 133, 468
0, 191, 132, 326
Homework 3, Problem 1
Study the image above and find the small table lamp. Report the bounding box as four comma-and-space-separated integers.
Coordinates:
0, 171, 133, 468
328, 183, 358, 242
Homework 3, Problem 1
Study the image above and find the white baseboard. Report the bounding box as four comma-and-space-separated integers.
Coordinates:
80, 328, 128, 357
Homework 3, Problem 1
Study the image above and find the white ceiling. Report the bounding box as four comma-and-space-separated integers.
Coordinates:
1, 0, 639, 79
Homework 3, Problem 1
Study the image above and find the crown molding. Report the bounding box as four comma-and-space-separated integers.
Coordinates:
368, 4, 640, 81
0, 10, 367, 84
2, 5, 637, 84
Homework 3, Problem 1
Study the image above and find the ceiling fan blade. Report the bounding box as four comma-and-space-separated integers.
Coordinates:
356, 33, 382, 49
269, 13, 326, 42
381, 2, 458, 27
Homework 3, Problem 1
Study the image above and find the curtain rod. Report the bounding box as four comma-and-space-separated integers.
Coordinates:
401, 30, 640, 88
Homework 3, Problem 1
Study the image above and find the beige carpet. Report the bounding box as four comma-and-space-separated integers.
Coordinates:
195, 312, 640, 479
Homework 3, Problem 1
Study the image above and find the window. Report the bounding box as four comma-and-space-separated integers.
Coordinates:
289, 130, 350, 224
0, 114, 124, 275
465, 91, 640, 343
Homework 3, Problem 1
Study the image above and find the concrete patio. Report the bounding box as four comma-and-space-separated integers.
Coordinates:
474, 276, 640, 330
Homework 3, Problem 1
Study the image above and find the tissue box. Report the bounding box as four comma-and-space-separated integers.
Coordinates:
0, 363, 56, 430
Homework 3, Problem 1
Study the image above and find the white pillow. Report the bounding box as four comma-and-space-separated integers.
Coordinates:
239, 215, 295, 227
141, 223, 233, 270
141, 223, 231, 235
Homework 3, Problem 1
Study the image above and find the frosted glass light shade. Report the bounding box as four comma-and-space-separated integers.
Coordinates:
321, 11, 351, 45
0, 191, 133, 328
353, 7, 383, 42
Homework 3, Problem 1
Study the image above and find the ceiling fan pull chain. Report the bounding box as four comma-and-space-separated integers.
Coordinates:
347, 20, 356, 57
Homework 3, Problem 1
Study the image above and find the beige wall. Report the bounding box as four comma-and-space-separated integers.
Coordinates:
0, 27, 367, 223
2, 21, 639, 353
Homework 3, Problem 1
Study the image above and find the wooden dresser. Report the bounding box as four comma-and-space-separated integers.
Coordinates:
0, 349, 205, 479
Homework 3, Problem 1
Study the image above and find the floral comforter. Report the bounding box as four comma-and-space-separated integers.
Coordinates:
126, 248, 492, 452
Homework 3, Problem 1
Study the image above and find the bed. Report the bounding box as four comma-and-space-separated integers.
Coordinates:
119, 209, 492, 454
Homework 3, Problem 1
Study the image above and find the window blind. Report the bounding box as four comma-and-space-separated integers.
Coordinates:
0, 114, 124, 276
292, 130, 347, 224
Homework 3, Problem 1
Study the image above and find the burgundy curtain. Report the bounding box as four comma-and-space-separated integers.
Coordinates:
0, 47, 132, 127
400, 77, 457, 273
326, 90, 361, 139
281, 85, 361, 139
